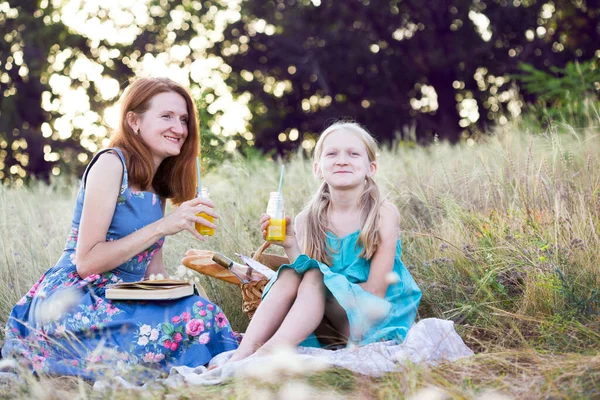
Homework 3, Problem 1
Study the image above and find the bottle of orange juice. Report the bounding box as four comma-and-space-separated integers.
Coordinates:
266, 192, 286, 242
195, 187, 215, 236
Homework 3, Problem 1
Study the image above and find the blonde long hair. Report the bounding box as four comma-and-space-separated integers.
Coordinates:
302, 122, 382, 265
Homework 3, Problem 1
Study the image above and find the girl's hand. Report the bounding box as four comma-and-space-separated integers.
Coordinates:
161, 197, 218, 241
260, 214, 296, 249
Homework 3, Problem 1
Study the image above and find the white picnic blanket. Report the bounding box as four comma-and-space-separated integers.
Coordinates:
93, 318, 473, 390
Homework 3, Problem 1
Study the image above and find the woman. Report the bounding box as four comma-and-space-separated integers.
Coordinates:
2, 77, 238, 380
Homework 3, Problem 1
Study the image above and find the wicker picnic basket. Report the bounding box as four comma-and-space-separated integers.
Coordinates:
182, 242, 289, 320
241, 241, 289, 319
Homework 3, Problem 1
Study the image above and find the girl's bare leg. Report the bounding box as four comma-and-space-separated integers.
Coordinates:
227, 268, 302, 363
257, 268, 326, 353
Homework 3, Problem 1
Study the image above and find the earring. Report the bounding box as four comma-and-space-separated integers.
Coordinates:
134, 129, 139, 135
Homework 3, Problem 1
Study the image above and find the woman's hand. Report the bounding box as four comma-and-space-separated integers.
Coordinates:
260, 214, 296, 249
160, 197, 218, 241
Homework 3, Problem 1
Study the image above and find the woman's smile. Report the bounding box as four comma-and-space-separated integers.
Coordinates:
164, 135, 182, 144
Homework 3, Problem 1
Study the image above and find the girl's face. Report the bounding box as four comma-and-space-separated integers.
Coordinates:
128, 91, 189, 167
315, 129, 377, 190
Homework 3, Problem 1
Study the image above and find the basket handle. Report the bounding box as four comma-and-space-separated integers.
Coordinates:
252, 241, 271, 261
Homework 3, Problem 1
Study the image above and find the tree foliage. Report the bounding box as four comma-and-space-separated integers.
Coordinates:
215, 0, 599, 153
0, 0, 599, 183
514, 59, 600, 127
0, 0, 238, 184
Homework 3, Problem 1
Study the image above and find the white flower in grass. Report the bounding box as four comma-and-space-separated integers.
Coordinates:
137, 336, 149, 346
35, 287, 81, 324
475, 390, 513, 400
363, 299, 390, 323
0, 358, 18, 371
278, 380, 344, 400
385, 271, 400, 284
341, 290, 391, 341
408, 386, 449, 400
176, 264, 187, 277
148, 273, 164, 281
278, 381, 317, 400
346, 341, 359, 350
55, 324, 66, 335
247, 388, 273, 400
139, 324, 152, 336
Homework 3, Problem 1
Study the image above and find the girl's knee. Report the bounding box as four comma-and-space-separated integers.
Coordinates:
279, 267, 302, 282
272, 268, 302, 294
299, 269, 325, 293
303, 268, 324, 280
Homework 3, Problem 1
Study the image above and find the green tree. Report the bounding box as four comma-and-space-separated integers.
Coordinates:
214, 0, 599, 152
0, 0, 242, 183
0, 0, 89, 183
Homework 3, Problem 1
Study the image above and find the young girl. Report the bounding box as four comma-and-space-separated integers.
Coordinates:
228, 122, 422, 362
2, 78, 238, 379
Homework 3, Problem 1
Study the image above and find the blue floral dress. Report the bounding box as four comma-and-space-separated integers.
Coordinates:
1, 148, 238, 380
263, 230, 422, 347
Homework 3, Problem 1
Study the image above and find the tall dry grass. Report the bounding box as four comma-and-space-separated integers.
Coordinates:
0, 121, 599, 398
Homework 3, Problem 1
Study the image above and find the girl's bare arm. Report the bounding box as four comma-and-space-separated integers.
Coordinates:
359, 201, 400, 298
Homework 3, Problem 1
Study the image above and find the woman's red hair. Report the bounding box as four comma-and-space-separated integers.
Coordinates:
108, 77, 199, 206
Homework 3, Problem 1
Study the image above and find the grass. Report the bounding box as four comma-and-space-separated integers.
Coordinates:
1, 119, 599, 398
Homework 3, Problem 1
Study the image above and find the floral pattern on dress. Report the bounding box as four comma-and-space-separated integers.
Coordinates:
117, 183, 128, 204
129, 190, 145, 200
120, 238, 164, 273
128, 299, 235, 366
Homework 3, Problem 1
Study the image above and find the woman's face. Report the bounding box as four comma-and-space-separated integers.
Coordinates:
131, 91, 189, 167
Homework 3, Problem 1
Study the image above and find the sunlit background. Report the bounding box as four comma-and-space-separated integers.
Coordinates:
0, 0, 598, 185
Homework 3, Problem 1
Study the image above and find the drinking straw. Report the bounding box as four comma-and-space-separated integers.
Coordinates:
275, 164, 285, 217
196, 156, 202, 197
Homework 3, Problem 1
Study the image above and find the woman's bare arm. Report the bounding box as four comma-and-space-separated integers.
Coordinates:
75, 153, 215, 278
75, 153, 169, 278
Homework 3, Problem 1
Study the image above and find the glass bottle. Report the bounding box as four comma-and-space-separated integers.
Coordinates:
195, 187, 215, 236
266, 191, 286, 242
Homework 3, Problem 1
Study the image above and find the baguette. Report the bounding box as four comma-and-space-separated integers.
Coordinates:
181, 250, 241, 284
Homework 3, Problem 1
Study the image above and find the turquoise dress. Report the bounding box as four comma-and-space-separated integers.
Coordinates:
263, 230, 421, 347
2, 148, 238, 380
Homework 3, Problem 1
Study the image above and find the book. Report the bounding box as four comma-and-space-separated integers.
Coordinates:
105, 279, 195, 300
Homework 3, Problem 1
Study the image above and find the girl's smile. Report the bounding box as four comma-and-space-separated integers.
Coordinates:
316, 130, 376, 189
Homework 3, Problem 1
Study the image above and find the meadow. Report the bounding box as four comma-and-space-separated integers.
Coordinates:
0, 120, 599, 399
